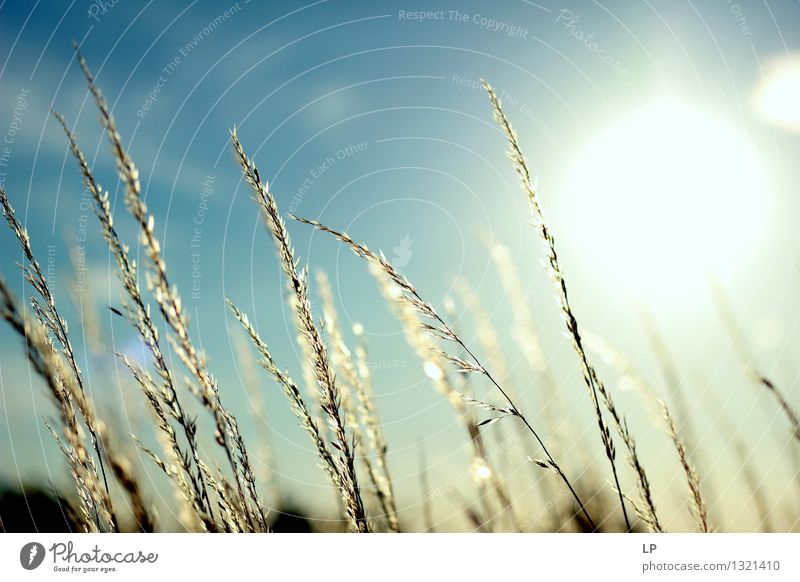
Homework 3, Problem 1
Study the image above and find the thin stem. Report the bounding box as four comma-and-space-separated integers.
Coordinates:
450, 329, 596, 530
759, 375, 800, 443
52, 109, 217, 530
292, 214, 597, 530
482, 79, 630, 531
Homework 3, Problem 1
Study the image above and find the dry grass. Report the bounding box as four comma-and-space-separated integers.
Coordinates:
0, 46, 796, 533
289, 215, 595, 529
316, 270, 400, 531
712, 282, 800, 443
662, 402, 711, 532
230, 128, 369, 532
75, 49, 265, 532
482, 80, 630, 530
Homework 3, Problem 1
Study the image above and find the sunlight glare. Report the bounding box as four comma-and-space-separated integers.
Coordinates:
565, 102, 769, 303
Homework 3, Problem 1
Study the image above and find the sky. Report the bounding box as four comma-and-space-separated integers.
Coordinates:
0, 0, 799, 531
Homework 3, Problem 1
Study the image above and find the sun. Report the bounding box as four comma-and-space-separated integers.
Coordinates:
563, 101, 770, 304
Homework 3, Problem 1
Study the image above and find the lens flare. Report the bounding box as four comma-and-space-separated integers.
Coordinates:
754, 56, 800, 131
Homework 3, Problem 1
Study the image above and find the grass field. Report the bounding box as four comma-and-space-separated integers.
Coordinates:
0, 44, 798, 534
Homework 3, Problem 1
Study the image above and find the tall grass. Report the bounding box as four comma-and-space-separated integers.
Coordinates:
481, 80, 630, 530
0, 46, 797, 532
290, 215, 595, 529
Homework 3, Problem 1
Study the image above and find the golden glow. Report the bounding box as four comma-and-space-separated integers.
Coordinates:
565, 101, 768, 303
470, 457, 493, 484
755, 56, 800, 131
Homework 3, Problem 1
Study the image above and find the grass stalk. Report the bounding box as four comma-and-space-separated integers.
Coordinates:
481, 80, 629, 530
290, 215, 596, 529
230, 128, 369, 531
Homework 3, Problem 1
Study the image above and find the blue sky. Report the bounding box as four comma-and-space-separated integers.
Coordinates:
1, 0, 799, 531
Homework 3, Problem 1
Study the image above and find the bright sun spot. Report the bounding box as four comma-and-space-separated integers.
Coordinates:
470, 457, 492, 484
755, 56, 800, 131
566, 101, 769, 303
